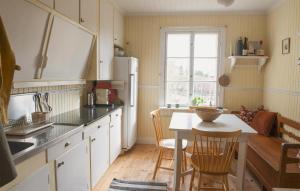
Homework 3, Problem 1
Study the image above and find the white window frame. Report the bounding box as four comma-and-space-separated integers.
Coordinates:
159, 26, 225, 107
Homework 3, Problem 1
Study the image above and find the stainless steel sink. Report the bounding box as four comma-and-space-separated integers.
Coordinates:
8, 141, 34, 155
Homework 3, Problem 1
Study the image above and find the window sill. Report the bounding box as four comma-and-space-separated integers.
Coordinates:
159, 107, 193, 117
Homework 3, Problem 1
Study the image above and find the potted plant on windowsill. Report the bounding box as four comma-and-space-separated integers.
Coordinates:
191, 97, 205, 106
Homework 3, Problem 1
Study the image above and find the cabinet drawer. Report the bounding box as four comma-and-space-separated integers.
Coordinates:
84, 115, 110, 138
47, 132, 82, 161
110, 109, 122, 122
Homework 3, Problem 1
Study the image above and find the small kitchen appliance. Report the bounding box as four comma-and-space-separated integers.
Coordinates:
96, 89, 110, 105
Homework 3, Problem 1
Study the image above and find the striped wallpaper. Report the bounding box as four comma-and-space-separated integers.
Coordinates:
264, 0, 300, 141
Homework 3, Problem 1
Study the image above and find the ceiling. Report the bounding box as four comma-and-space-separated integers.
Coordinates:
114, 0, 281, 15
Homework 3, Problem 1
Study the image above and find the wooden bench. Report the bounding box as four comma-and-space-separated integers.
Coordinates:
246, 114, 300, 190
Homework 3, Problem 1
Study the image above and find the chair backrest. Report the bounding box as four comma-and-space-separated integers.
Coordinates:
277, 114, 300, 143
151, 109, 163, 146
191, 128, 241, 174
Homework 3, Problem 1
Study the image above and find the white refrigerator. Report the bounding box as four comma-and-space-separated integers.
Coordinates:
113, 57, 138, 150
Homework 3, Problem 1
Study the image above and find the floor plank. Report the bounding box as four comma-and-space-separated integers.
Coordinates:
93, 144, 261, 191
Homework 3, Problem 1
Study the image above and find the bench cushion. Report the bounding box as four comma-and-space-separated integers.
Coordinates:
248, 134, 282, 171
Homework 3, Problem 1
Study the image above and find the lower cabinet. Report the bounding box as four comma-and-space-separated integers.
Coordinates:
90, 123, 110, 188
83, 109, 123, 188
10, 165, 50, 191
109, 109, 122, 164
55, 141, 89, 191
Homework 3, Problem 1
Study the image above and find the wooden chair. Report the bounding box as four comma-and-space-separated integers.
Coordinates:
150, 109, 188, 180
189, 129, 241, 191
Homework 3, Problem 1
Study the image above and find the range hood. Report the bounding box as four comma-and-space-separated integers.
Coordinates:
0, 0, 96, 87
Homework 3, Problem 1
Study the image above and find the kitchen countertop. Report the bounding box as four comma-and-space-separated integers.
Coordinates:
51, 104, 123, 126
7, 124, 83, 164
7, 105, 123, 164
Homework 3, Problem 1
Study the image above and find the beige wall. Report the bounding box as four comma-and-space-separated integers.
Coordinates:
124, 14, 267, 143
264, 0, 300, 122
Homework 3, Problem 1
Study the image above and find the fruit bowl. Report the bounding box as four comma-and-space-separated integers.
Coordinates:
189, 106, 224, 122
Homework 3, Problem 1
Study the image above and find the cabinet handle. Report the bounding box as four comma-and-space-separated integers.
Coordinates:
91, 138, 96, 142
99, 60, 103, 63
57, 161, 64, 168
64, 142, 71, 148
80, 18, 85, 23
115, 114, 119, 117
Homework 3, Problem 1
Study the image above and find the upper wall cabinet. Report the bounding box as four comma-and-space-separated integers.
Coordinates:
55, 0, 80, 22
113, 8, 124, 47
80, 0, 99, 33
0, 0, 50, 82
54, 0, 98, 33
99, 0, 114, 80
38, 0, 54, 8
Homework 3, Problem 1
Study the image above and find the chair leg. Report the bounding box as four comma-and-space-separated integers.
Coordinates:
152, 149, 162, 179
184, 151, 187, 170
197, 172, 202, 191
181, 152, 185, 183
189, 168, 195, 191
223, 175, 229, 191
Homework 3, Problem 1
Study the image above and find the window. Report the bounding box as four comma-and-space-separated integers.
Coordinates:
160, 27, 225, 107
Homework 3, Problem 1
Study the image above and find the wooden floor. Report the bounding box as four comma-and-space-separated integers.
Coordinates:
94, 144, 261, 191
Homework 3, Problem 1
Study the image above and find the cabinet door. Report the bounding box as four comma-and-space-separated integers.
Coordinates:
90, 124, 110, 188
55, 0, 80, 22
113, 9, 124, 47
80, 0, 98, 33
10, 165, 50, 191
99, 0, 114, 80
56, 141, 89, 191
39, 0, 54, 8
109, 111, 122, 164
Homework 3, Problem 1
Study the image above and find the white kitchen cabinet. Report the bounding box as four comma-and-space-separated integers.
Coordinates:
80, 0, 98, 33
10, 165, 50, 191
38, 0, 54, 8
55, 0, 80, 22
90, 123, 110, 187
109, 109, 122, 164
113, 8, 124, 47
99, 0, 114, 80
55, 141, 89, 191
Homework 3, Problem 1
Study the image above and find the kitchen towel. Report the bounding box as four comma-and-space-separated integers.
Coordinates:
0, 128, 17, 187
0, 16, 18, 187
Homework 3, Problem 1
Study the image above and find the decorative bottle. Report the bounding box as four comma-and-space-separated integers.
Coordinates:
242, 37, 248, 56
236, 37, 243, 56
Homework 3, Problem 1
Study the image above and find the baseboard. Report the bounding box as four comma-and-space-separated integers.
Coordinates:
136, 137, 156, 144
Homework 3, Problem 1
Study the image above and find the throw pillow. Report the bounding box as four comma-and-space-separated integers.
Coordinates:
239, 105, 264, 125
251, 111, 276, 136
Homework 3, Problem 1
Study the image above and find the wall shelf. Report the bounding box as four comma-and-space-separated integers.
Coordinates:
228, 56, 269, 73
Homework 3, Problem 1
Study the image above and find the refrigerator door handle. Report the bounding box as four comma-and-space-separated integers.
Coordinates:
130, 74, 135, 107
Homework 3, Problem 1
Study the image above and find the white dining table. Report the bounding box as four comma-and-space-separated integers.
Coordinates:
169, 112, 257, 191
